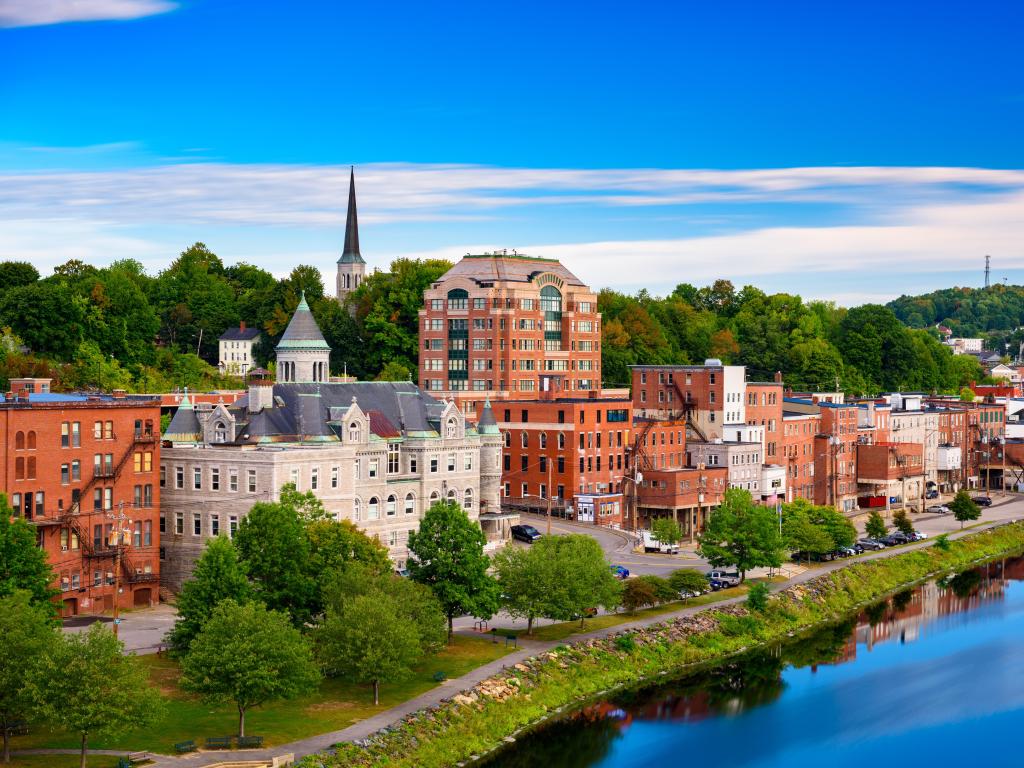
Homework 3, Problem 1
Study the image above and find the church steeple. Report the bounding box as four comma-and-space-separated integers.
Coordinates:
336, 167, 367, 303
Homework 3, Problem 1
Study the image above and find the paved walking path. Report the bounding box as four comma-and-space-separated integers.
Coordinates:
22, 502, 1023, 768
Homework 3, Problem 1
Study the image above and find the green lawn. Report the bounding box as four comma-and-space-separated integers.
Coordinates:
7, 756, 118, 768
494, 584, 750, 642
10, 635, 510, 755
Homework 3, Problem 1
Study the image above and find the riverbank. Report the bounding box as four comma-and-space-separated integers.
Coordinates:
308, 521, 1024, 768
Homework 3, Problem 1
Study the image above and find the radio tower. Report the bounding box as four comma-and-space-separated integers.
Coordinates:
985, 255, 991, 288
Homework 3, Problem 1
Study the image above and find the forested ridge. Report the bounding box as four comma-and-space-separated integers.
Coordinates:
0, 247, 1002, 396
888, 284, 1024, 344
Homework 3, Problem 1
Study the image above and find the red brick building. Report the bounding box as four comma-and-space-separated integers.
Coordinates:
630, 362, 747, 441
746, 381, 784, 461
781, 402, 820, 503
482, 393, 631, 526
636, 465, 729, 539
815, 403, 860, 513
421, 253, 601, 411
857, 442, 925, 506
0, 385, 161, 617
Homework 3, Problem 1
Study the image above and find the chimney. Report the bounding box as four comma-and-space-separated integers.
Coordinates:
774, 370, 783, 384
240, 321, 246, 332
248, 369, 274, 413
112, 389, 127, 399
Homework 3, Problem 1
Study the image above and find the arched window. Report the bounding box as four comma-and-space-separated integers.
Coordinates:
464, 488, 473, 510
353, 498, 361, 521
349, 422, 360, 442
540, 285, 562, 312
539, 432, 547, 449
214, 422, 228, 443
405, 493, 415, 515
446, 418, 457, 439
14, 432, 24, 450
521, 432, 528, 449
447, 288, 468, 310
386, 494, 397, 516
429, 490, 440, 504
26, 431, 36, 450
557, 432, 565, 449
447, 488, 457, 503
368, 497, 379, 519
504, 431, 511, 447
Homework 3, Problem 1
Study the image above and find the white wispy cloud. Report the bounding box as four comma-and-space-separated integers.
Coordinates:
1, 157, 1022, 303
0, 0, 175, 28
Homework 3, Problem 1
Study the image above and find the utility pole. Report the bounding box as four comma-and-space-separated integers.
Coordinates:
107, 502, 133, 638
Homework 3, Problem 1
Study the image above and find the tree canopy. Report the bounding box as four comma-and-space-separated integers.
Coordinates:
698, 488, 784, 581
0, 496, 56, 608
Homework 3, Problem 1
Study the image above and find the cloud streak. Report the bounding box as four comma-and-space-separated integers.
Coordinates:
0, 0, 175, 28
0, 158, 1021, 303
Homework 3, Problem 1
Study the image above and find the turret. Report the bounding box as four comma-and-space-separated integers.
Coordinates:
275, 293, 331, 383
477, 399, 502, 514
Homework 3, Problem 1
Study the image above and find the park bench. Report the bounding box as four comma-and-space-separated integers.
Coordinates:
205, 736, 234, 750
4, 721, 28, 736
127, 751, 148, 763
173, 741, 197, 754
489, 629, 519, 648
237, 736, 264, 749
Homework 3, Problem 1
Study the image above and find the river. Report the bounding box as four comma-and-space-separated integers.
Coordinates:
485, 557, 1024, 768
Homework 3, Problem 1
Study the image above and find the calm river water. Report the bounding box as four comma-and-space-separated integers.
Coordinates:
486, 557, 1024, 768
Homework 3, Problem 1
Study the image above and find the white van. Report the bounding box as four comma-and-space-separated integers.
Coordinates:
642, 530, 680, 555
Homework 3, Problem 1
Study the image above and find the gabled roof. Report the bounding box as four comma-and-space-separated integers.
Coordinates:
219, 326, 262, 342
276, 294, 331, 350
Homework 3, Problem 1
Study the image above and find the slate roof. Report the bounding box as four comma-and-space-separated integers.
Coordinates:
337, 167, 366, 265
276, 294, 331, 350
168, 382, 456, 445
437, 253, 588, 288
219, 326, 262, 342
477, 399, 499, 435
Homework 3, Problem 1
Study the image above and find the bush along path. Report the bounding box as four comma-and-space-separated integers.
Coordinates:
300, 520, 1024, 768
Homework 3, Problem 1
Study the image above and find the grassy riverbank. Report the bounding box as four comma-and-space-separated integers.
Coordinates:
311, 522, 1024, 768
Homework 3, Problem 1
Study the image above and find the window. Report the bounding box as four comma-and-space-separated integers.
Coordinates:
430, 457, 438, 473
405, 493, 415, 515
464, 453, 473, 471
175, 512, 184, 535
247, 469, 257, 493
409, 456, 418, 474
369, 459, 379, 479
93, 421, 102, 440
311, 466, 319, 490
103, 421, 112, 440
386, 495, 397, 516
229, 515, 238, 538
446, 418, 457, 438
430, 490, 440, 504
193, 467, 202, 490
353, 498, 361, 521
193, 513, 201, 536
211, 467, 220, 491
290, 468, 299, 487
134, 521, 142, 547
447, 453, 456, 472
61, 422, 70, 448
144, 520, 152, 546
464, 488, 473, 509
521, 432, 529, 449
229, 469, 238, 492
71, 460, 80, 482
349, 422, 360, 442
387, 443, 400, 474
72, 422, 81, 447
214, 421, 228, 443
61, 463, 69, 484
210, 514, 220, 537
368, 497, 380, 519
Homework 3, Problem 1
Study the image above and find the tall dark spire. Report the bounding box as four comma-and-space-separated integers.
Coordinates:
338, 166, 365, 265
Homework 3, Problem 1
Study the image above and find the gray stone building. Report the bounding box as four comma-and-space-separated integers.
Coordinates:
159, 301, 506, 591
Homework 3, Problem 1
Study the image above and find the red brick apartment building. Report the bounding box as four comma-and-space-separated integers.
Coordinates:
483, 394, 630, 526
781, 404, 820, 502
630, 362, 747, 441
0, 381, 161, 616
746, 380, 784, 461
857, 442, 925, 504
421, 253, 601, 412
815, 403, 860, 513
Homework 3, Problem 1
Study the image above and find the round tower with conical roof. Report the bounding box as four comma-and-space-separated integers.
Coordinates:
275, 293, 332, 383
477, 399, 503, 514
336, 167, 366, 303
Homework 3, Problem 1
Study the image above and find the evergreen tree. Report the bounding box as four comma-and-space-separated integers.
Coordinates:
865, 510, 888, 540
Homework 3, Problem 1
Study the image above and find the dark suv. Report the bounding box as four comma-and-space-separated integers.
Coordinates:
510, 524, 542, 543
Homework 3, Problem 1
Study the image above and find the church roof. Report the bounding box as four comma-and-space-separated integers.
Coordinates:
276, 294, 331, 350
337, 167, 365, 266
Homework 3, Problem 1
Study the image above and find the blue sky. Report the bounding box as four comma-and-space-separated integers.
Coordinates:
1, 0, 1023, 304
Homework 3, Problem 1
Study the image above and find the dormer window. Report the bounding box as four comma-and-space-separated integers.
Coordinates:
446, 418, 457, 439
214, 421, 228, 443
349, 422, 359, 442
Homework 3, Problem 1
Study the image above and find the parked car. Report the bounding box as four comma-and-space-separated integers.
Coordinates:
610, 565, 630, 580
908, 530, 928, 541
510, 524, 542, 543
927, 504, 951, 514
850, 543, 865, 554
881, 532, 910, 546
973, 496, 994, 507
858, 538, 885, 550
706, 570, 741, 587
835, 547, 857, 558
707, 578, 729, 591
926, 489, 940, 499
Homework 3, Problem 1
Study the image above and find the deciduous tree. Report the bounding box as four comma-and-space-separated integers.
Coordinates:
27, 624, 161, 768
180, 600, 319, 737
865, 510, 888, 540
698, 488, 784, 582
0, 496, 56, 608
950, 490, 981, 529
408, 500, 499, 639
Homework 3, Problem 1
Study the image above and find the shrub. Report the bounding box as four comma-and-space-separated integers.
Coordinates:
934, 534, 951, 552
746, 582, 770, 612
614, 634, 637, 653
